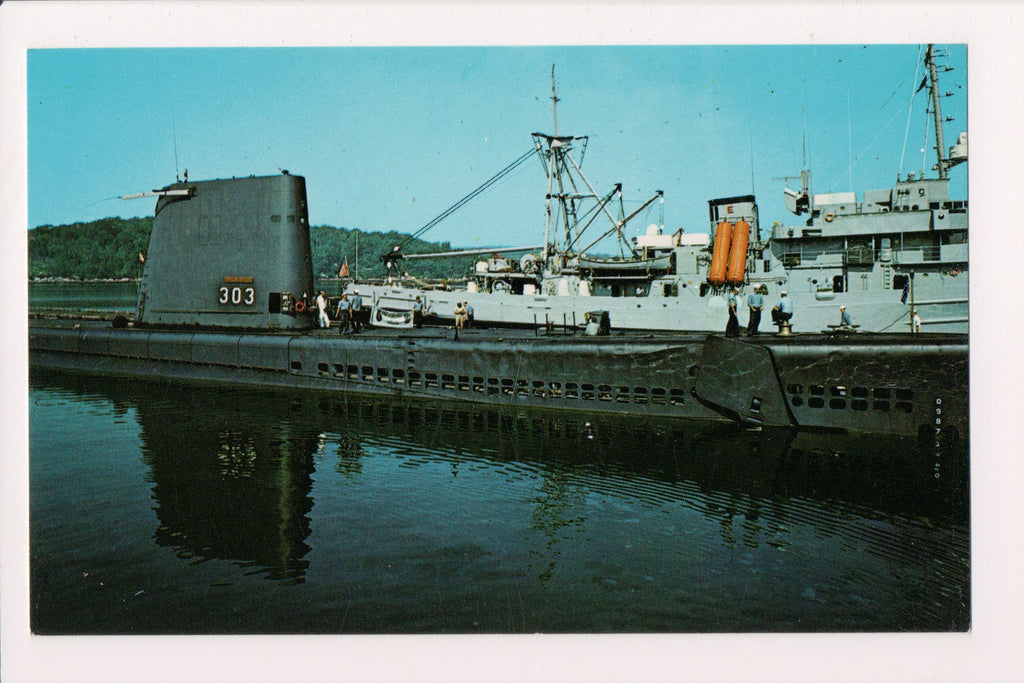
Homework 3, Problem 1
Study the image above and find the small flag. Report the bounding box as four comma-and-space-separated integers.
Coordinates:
339, 258, 349, 278
900, 281, 909, 304
915, 75, 928, 93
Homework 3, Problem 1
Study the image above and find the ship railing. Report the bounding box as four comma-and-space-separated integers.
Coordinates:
779, 244, 948, 268
890, 245, 943, 264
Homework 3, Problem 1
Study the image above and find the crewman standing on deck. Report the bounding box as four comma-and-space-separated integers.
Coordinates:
412, 296, 423, 328
746, 286, 764, 336
315, 291, 330, 329
725, 288, 740, 337
335, 293, 351, 333
350, 290, 363, 332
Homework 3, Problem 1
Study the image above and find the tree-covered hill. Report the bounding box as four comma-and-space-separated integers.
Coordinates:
29, 217, 153, 280
28, 218, 478, 281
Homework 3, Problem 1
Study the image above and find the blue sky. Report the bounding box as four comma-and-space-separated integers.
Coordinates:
28, 44, 966, 250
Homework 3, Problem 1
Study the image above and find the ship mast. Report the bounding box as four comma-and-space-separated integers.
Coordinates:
551, 65, 559, 138
924, 43, 968, 179
535, 66, 650, 263
925, 44, 950, 180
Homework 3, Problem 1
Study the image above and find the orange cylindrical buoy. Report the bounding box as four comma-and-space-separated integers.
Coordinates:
708, 221, 733, 285
726, 219, 750, 284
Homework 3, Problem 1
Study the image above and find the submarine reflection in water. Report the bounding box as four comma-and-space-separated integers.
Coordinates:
40, 371, 969, 593
138, 392, 318, 584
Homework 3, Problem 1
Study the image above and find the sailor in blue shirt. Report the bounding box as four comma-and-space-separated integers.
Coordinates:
771, 291, 793, 328
725, 288, 740, 337
335, 294, 351, 333
840, 304, 853, 328
746, 287, 765, 336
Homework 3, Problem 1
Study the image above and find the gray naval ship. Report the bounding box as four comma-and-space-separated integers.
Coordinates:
352, 45, 967, 335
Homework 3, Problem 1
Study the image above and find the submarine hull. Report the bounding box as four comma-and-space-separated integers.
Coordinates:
29, 322, 967, 439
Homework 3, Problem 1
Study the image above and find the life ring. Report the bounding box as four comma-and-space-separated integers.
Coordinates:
824, 213, 835, 223
294, 300, 306, 312
948, 268, 961, 277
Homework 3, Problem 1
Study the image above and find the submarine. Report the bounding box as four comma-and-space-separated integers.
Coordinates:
28, 172, 968, 441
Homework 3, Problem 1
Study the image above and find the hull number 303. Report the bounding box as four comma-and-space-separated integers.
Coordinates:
219, 286, 255, 305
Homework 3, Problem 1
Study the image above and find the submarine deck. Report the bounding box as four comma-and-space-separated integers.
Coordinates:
27, 314, 969, 349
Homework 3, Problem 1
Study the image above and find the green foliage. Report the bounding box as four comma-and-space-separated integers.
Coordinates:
28, 218, 477, 281
28, 217, 153, 280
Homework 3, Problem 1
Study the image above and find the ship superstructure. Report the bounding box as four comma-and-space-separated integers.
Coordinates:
352, 45, 967, 334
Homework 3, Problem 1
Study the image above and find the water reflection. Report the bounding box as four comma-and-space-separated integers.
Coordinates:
31, 369, 968, 615
138, 402, 318, 585
310, 395, 967, 526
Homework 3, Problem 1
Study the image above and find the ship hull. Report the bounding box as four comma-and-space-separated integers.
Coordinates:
29, 322, 967, 440
350, 275, 968, 335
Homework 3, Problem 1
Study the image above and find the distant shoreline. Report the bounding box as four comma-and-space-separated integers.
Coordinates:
29, 277, 138, 283
29, 276, 352, 283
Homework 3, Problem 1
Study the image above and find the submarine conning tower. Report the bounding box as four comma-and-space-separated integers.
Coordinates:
136, 173, 316, 330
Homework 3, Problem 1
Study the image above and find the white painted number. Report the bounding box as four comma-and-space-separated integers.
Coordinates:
219, 286, 255, 306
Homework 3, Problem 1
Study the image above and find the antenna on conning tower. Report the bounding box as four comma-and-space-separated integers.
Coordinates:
171, 103, 181, 183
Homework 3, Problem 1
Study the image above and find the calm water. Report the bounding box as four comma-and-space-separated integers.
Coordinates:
29, 369, 970, 634
29, 281, 140, 312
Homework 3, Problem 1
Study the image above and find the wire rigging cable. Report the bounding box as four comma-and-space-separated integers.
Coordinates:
391, 147, 538, 255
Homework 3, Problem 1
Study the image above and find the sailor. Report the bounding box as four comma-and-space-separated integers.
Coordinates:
839, 304, 853, 329
412, 296, 423, 328
912, 309, 922, 334
454, 302, 467, 329
315, 291, 330, 329
725, 288, 740, 337
771, 291, 793, 327
350, 290, 363, 332
465, 302, 474, 328
746, 286, 765, 336
335, 293, 351, 333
